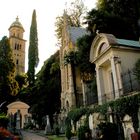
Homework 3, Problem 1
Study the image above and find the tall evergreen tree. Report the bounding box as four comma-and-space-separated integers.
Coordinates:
0, 36, 19, 103
28, 9, 39, 86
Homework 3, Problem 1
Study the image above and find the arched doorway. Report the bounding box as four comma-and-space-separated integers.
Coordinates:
7, 101, 30, 129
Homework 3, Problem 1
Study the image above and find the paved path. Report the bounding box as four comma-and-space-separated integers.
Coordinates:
21, 130, 48, 140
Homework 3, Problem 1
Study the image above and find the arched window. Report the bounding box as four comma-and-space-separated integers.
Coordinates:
98, 42, 108, 55
15, 43, 17, 49
16, 59, 19, 64
17, 44, 19, 50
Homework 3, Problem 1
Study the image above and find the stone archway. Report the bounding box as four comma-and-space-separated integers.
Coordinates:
7, 101, 30, 129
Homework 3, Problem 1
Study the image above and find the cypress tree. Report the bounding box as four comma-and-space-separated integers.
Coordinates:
28, 9, 39, 86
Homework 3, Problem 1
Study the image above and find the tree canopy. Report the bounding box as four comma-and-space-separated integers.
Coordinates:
0, 36, 19, 104
85, 0, 140, 40
28, 51, 61, 128
55, 0, 86, 46
76, 34, 95, 81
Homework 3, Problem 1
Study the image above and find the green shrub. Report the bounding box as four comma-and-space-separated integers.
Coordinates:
98, 122, 118, 140
23, 122, 34, 129
78, 125, 90, 140
54, 124, 60, 136
0, 115, 9, 128
65, 125, 72, 140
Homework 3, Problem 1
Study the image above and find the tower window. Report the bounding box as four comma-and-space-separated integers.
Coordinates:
15, 43, 17, 49
20, 45, 22, 49
16, 59, 19, 64
17, 44, 19, 50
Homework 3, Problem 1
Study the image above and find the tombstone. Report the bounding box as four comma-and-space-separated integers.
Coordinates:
123, 114, 135, 139
44, 115, 51, 134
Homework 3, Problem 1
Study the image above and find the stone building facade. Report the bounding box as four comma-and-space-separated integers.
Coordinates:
7, 101, 30, 129
8, 17, 26, 75
90, 33, 140, 105
60, 13, 89, 114
89, 33, 140, 139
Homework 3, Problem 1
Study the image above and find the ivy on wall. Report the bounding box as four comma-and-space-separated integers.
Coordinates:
66, 93, 140, 132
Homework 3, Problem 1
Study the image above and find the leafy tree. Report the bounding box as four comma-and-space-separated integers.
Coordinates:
67, 0, 86, 27
92, 0, 140, 39
0, 36, 19, 103
15, 73, 28, 90
76, 34, 95, 81
55, 0, 86, 45
28, 51, 61, 128
85, 9, 136, 39
28, 9, 39, 86
76, 34, 97, 105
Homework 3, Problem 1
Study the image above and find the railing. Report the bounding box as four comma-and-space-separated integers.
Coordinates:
101, 69, 140, 102
78, 69, 140, 106
121, 69, 140, 94
84, 82, 98, 106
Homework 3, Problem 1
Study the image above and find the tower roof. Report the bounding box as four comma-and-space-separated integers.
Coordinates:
68, 27, 90, 44
9, 16, 24, 31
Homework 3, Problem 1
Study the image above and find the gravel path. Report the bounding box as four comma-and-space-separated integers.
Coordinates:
21, 130, 48, 140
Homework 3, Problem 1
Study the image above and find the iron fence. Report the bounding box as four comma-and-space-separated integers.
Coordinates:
102, 69, 140, 102
121, 69, 140, 94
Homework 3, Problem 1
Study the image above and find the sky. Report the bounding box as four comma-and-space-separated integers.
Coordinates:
0, 0, 96, 73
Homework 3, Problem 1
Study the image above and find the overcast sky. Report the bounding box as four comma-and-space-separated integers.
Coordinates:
0, 0, 96, 73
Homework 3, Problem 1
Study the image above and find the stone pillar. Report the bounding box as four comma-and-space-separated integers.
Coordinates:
110, 56, 119, 99
115, 58, 123, 96
69, 64, 74, 93
96, 66, 104, 105
138, 107, 140, 132
81, 79, 86, 106
69, 64, 76, 107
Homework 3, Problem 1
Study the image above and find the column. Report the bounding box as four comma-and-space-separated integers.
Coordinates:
81, 79, 86, 106
110, 56, 119, 99
138, 107, 140, 132
96, 66, 104, 105
115, 59, 123, 96
69, 64, 74, 93
69, 64, 76, 107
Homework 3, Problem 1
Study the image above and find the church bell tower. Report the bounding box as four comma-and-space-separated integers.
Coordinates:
8, 17, 26, 75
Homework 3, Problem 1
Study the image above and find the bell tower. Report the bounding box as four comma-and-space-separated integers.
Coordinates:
8, 17, 26, 75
